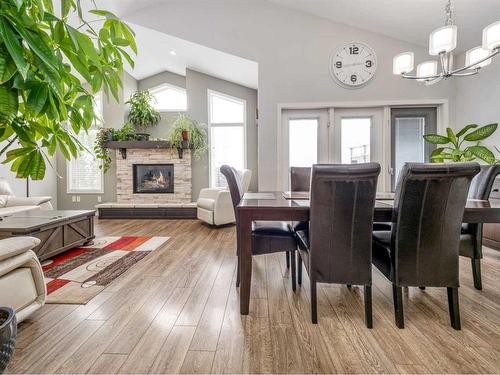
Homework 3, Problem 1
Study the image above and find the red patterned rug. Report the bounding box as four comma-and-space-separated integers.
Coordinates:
43, 236, 169, 304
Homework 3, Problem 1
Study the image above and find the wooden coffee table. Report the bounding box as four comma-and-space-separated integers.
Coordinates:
0, 210, 95, 261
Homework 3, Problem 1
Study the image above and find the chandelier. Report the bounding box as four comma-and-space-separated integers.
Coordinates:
393, 0, 500, 84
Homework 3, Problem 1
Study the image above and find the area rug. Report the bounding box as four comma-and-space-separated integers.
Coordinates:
43, 236, 169, 304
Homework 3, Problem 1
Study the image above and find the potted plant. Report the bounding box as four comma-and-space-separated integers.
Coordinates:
126, 90, 161, 140
94, 128, 116, 173
168, 113, 208, 159
424, 123, 499, 164
0, 307, 16, 373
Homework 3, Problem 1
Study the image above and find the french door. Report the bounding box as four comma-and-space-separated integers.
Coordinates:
390, 108, 437, 190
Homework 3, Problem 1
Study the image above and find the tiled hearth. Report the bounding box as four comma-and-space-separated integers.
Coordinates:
116, 148, 191, 204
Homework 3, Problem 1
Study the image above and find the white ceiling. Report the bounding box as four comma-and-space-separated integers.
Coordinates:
268, 0, 500, 52
126, 23, 258, 88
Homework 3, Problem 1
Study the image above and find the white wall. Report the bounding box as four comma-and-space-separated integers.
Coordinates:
125, 0, 455, 190
454, 54, 500, 150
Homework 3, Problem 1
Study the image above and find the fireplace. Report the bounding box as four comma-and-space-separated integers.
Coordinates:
133, 164, 174, 194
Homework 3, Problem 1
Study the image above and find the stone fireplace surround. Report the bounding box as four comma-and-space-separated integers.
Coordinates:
116, 148, 192, 204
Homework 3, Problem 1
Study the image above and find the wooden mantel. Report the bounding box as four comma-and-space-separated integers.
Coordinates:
106, 140, 190, 159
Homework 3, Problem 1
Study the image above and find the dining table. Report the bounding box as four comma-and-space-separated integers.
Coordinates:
236, 191, 500, 315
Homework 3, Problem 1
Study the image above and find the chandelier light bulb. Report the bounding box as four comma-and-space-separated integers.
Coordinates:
465, 46, 492, 68
482, 21, 500, 50
416, 61, 438, 81
393, 52, 414, 74
429, 25, 458, 55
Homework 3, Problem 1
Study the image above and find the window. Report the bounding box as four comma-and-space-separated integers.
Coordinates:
289, 119, 318, 168
150, 84, 187, 111
208, 91, 246, 188
67, 93, 104, 194
341, 117, 371, 164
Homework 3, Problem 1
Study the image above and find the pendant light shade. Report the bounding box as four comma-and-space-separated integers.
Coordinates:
482, 21, 500, 50
429, 25, 457, 55
393, 52, 414, 74
465, 46, 492, 68
416, 61, 438, 81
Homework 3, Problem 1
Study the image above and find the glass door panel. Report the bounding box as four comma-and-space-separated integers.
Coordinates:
289, 119, 318, 167
341, 118, 371, 164
391, 107, 437, 190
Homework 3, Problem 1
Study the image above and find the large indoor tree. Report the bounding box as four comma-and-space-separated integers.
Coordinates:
0, 0, 136, 179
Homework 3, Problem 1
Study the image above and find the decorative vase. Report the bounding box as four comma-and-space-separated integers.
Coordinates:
0, 307, 16, 373
181, 130, 189, 141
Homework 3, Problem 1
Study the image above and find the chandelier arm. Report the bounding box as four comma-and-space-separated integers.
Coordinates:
401, 73, 442, 80
439, 52, 449, 75
449, 48, 499, 75
452, 70, 479, 77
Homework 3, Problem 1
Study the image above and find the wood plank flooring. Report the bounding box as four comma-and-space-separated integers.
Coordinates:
6, 219, 500, 374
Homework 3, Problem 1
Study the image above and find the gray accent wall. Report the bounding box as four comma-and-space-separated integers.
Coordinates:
185, 69, 258, 195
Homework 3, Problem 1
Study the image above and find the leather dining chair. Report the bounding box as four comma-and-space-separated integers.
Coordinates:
221, 165, 298, 291
372, 162, 480, 330
295, 163, 381, 326
460, 165, 500, 290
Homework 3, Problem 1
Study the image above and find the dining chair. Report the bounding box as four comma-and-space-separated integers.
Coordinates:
295, 163, 381, 326
460, 165, 500, 290
221, 165, 298, 290
372, 162, 480, 330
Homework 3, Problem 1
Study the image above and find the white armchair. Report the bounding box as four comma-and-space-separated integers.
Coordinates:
197, 169, 252, 226
0, 237, 46, 323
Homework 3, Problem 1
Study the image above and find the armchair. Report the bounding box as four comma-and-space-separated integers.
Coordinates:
0, 237, 46, 323
0, 178, 53, 217
197, 169, 252, 226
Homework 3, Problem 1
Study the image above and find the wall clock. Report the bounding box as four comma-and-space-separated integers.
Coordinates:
329, 42, 377, 89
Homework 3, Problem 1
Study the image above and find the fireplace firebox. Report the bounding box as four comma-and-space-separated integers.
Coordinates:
133, 164, 174, 194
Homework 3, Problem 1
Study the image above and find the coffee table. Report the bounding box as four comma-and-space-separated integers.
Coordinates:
0, 210, 95, 261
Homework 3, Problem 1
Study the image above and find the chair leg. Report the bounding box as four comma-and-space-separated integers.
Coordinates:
236, 254, 240, 287
419, 286, 426, 290
297, 253, 302, 286
447, 287, 461, 330
290, 250, 296, 292
311, 280, 318, 324
347, 284, 352, 289
471, 258, 482, 290
392, 285, 404, 329
286, 251, 290, 268
364, 285, 373, 329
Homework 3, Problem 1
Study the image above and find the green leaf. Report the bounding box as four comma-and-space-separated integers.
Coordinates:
446, 128, 457, 146
30, 150, 46, 180
464, 123, 498, 142
54, 21, 65, 43
13, 0, 25, 11
469, 145, 496, 164
0, 85, 19, 121
26, 83, 48, 115
66, 26, 101, 67
456, 124, 478, 139
0, 17, 29, 79
61, 0, 72, 18
89, 10, 119, 19
431, 147, 446, 158
0, 51, 17, 84
423, 134, 451, 145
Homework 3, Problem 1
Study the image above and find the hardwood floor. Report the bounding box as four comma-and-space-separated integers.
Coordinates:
6, 219, 500, 374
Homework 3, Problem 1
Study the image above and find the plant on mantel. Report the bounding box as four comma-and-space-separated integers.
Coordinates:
0, 0, 137, 179
168, 113, 208, 159
424, 123, 499, 164
94, 123, 139, 172
126, 90, 161, 131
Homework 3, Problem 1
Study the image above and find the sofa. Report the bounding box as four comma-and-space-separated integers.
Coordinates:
197, 169, 252, 226
0, 237, 46, 322
0, 178, 52, 217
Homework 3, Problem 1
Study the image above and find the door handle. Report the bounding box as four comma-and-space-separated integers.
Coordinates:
388, 166, 394, 175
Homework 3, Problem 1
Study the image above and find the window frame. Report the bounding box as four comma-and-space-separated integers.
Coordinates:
207, 89, 247, 188
150, 83, 188, 112
66, 92, 105, 194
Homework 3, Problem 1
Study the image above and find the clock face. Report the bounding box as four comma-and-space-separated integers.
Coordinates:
329, 42, 377, 88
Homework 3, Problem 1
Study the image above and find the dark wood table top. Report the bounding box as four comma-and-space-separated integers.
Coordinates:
0, 210, 96, 231
238, 192, 500, 223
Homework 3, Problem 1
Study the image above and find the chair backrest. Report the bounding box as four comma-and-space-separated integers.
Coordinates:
391, 162, 480, 287
239, 169, 252, 194
309, 163, 380, 285
290, 167, 311, 192
468, 165, 500, 200
220, 165, 244, 214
